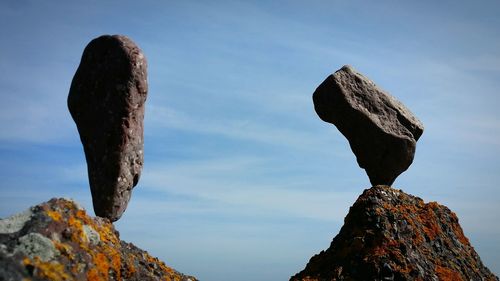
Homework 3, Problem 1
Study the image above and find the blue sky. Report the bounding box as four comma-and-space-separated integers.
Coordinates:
1, 1, 499, 280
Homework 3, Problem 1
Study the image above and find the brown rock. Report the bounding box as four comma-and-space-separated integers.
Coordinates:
291, 186, 498, 281
0, 198, 197, 281
313, 65, 424, 186
68, 35, 148, 221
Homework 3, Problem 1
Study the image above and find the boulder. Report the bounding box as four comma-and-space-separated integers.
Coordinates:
68, 35, 148, 221
313, 65, 424, 186
0, 198, 197, 281
291, 186, 498, 281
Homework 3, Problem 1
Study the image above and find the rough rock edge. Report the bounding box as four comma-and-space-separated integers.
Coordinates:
336, 65, 424, 139
68, 34, 148, 222
291, 186, 498, 281
313, 65, 424, 186
0, 198, 197, 281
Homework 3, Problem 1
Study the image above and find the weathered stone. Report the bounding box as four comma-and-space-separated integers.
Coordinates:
0, 208, 32, 234
15, 233, 58, 262
313, 65, 424, 186
68, 35, 148, 221
0, 198, 198, 281
291, 186, 499, 281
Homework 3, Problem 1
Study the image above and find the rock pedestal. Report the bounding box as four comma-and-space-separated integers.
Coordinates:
68, 35, 148, 221
313, 65, 424, 186
0, 198, 197, 281
291, 186, 498, 281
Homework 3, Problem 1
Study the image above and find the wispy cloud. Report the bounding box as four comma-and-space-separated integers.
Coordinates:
139, 156, 358, 222
147, 104, 344, 153
1, 1, 500, 278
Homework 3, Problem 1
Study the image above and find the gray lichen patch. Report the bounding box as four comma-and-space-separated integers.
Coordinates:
0, 208, 33, 234
15, 233, 59, 262
82, 224, 100, 245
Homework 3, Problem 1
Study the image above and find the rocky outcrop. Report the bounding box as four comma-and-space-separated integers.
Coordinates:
291, 186, 498, 281
313, 65, 424, 186
0, 198, 196, 281
68, 35, 148, 221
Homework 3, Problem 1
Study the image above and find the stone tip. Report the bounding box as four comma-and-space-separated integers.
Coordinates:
339, 64, 354, 73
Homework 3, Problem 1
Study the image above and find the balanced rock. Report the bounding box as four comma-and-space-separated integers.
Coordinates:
68, 35, 148, 221
313, 65, 424, 186
291, 185, 498, 281
0, 198, 197, 281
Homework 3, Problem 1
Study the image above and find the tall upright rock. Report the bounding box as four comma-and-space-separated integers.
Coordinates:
313, 65, 424, 186
68, 35, 148, 221
291, 186, 498, 281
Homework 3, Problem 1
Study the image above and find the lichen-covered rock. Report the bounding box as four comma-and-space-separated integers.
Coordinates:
68, 34, 148, 221
313, 65, 424, 186
291, 186, 498, 281
0, 198, 197, 281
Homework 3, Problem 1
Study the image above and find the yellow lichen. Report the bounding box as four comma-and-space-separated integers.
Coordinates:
86, 267, 100, 281
53, 240, 73, 258
110, 250, 122, 277
31, 199, 193, 281
68, 215, 86, 245
46, 210, 62, 221
23, 257, 70, 281
94, 252, 110, 280
123, 254, 137, 278
68, 209, 124, 279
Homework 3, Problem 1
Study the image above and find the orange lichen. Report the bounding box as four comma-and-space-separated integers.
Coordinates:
396, 201, 442, 241
144, 252, 179, 277
394, 263, 412, 274
68, 215, 86, 247
133, 252, 183, 280
20, 199, 195, 281
420, 202, 441, 240
381, 202, 424, 244
123, 254, 137, 278
110, 251, 121, 273
298, 277, 319, 281
54, 240, 72, 255
46, 210, 62, 221
94, 252, 110, 279
67, 208, 123, 279
73, 209, 117, 245
371, 245, 387, 257
435, 265, 464, 281
291, 187, 497, 281
449, 213, 470, 246
23, 257, 70, 281
86, 267, 100, 281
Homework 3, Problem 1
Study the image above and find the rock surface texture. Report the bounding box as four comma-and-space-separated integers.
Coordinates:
68, 35, 148, 221
0, 198, 197, 281
291, 185, 498, 281
313, 65, 424, 186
